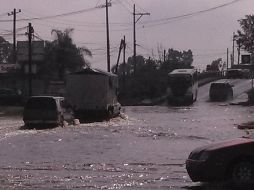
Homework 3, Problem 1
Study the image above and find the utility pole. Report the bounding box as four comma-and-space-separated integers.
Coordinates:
98, 1, 112, 72
226, 48, 229, 71
115, 36, 126, 74
27, 23, 34, 97
123, 35, 126, 90
133, 4, 136, 74
232, 32, 235, 67
8, 8, 21, 64
163, 49, 166, 64
237, 44, 240, 65
133, 4, 150, 74
106, 0, 111, 72
115, 38, 124, 74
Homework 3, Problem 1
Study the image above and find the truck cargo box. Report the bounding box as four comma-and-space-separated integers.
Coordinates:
65, 68, 121, 119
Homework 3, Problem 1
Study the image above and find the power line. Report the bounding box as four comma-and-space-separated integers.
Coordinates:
18, 11, 132, 33
0, 26, 26, 35
114, 0, 132, 14
104, 0, 243, 31
95, 0, 102, 7
0, 0, 242, 26
139, 0, 242, 27
0, 7, 101, 23
128, 0, 148, 13
22, 9, 131, 26
34, 31, 44, 41
136, 43, 153, 54
22, 13, 104, 28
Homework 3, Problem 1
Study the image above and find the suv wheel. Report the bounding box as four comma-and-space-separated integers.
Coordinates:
107, 107, 114, 118
228, 90, 233, 99
59, 115, 64, 127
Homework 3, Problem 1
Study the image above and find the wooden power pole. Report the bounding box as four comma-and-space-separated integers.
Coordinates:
133, 4, 150, 74
8, 8, 21, 64
28, 23, 34, 97
106, 0, 111, 72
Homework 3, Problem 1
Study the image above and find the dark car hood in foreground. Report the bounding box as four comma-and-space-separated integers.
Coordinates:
191, 137, 254, 154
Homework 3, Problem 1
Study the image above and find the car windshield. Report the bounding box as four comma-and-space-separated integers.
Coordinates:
26, 98, 56, 110
168, 75, 192, 86
0, 89, 16, 95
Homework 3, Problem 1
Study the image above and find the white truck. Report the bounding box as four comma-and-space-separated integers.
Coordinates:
65, 68, 121, 120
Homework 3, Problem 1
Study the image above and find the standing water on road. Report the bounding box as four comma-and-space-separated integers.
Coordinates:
0, 101, 252, 189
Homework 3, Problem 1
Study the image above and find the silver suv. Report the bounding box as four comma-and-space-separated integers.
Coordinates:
209, 82, 233, 101
23, 96, 66, 128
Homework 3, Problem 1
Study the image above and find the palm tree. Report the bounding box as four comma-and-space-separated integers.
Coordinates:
50, 28, 92, 79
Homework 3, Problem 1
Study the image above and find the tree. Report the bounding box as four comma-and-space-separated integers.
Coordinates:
42, 28, 92, 79
182, 50, 193, 67
0, 36, 13, 64
160, 49, 193, 73
116, 48, 194, 104
236, 15, 254, 53
206, 58, 222, 71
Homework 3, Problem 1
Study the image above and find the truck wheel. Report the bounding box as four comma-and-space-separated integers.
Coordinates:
194, 90, 198, 101
25, 123, 33, 129
107, 107, 114, 118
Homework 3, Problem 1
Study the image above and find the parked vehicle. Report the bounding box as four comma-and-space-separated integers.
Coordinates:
0, 88, 23, 105
227, 69, 245, 79
186, 135, 254, 185
23, 96, 66, 128
242, 69, 251, 79
167, 69, 198, 105
209, 81, 233, 101
65, 68, 121, 120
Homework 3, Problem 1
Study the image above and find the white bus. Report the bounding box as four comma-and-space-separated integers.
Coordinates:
167, 69, 198, 105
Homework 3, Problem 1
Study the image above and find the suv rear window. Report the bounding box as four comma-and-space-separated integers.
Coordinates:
210, 83, 227, 89
26, 98, 56, 110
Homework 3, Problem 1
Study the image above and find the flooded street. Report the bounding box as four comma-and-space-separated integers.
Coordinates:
0, 81, 253, 189
1, 0, 254, 188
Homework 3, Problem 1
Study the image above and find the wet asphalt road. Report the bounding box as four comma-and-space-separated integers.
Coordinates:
0, 79, 253, 190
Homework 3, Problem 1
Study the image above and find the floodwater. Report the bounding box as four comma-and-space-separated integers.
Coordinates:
0, 80, 253, 189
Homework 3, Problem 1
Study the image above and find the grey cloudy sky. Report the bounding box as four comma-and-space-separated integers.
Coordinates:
1, 0, 253, 71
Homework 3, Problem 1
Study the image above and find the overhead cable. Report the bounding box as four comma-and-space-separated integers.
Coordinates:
0, 7, 100, 23
140, 0, 242, 27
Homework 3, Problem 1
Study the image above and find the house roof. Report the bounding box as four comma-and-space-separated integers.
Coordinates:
70, 67, 117, 77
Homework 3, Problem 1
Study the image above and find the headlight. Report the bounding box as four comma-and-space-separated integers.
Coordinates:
199, 151, 210, 161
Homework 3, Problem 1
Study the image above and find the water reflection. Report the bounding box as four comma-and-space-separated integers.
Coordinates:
0, 103, 253, 189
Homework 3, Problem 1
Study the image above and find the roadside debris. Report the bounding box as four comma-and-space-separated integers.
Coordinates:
238, 121, 254, 129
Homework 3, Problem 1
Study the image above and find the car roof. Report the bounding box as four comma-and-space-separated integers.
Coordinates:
29, 96, 64, 100
169, 69, 197, 75
0, 88, 16, 91
211, 82, 230, 84
211, 79, 232, 84
227, 69, 242, 71
210, 82, 232, 88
